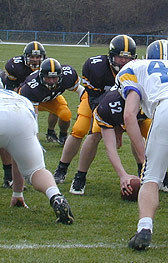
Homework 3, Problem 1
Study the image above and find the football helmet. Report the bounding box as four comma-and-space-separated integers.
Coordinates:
108, 35, 137, 72
146, 39, 168, 59
39, 58, 62, 90
23, 41, 46, 71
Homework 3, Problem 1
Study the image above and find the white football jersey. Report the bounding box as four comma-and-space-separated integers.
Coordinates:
116, 59, 168, 118
0, 89, 34, 114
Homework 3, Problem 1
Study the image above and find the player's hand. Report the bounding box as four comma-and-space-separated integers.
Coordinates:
10, 197, 29, 208
120, 174, 137, 195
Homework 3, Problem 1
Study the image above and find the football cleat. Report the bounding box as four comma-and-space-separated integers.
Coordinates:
46, 130, 58, 143
57, 134, 67, 146
69, 173, 86, 195
2, 180, 13, 189
53, 165, 67, 184
50, 194, 74, 225
128, 228, 152, 250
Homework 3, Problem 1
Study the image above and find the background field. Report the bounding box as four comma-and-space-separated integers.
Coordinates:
0, 44, 168, 262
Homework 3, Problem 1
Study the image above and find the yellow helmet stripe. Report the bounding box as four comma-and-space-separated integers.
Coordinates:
158, 40, 163, 59
50, 59, 55, 72
34, 41, 38, 50
123, 35, 129, 52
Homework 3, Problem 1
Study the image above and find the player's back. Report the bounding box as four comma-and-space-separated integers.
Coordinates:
0, 89, 34, 112
118, 59, 168, 117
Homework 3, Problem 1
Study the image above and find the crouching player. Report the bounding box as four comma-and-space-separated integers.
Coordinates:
0, 86, 74, 225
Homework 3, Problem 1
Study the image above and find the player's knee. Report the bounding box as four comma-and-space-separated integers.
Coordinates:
89, 132, 102, 143
59, 108, 71, 122
71, 126, 88, 139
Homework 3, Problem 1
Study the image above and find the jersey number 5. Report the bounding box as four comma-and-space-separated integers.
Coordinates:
109, 101, 122, 114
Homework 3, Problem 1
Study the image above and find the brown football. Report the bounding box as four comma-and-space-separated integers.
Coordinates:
121, 178, 141, 202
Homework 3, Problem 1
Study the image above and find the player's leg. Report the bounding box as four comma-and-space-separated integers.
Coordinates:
0, 148, 12, 188
69, 132, 101, 195
135, 118, 152, 177
70, 114, 102, 195
129, 102, 168, 250
39, 95, 71, 145
54, 115, 91, 183
46, 113, 59, 142
53, 91, 92, 183
6, 109, 74, 224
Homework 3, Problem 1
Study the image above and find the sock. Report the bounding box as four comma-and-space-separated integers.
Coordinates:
47, 129, 54, 135
137, 163, 142, 178
3, 164, 12, 181
59, 161, 70, 170
163, 172, 168, 186
59, 132, 67, 137
137, 217, 153, 233
76, 171, 87, 178
46, 186, 61, 200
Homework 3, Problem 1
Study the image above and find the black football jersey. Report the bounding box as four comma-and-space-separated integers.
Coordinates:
95, 89, 125, 128
20, 65, 80, 103
82, 55, 116, 110
4, 55, 33, 90
95, 89, 148, 129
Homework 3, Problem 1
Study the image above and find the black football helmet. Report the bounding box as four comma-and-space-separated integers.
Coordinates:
146, 39, 168, 59
23, 41, 46, 71
108, 35, 137, 72
39, 58, 62, 90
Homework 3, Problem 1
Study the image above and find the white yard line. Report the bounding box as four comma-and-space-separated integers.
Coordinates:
0, 242, 166, 250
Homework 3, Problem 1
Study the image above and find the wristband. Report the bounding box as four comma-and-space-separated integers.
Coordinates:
12, 192, 23, 198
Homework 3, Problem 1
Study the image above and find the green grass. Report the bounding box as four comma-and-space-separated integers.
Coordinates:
0, 44, 166, 263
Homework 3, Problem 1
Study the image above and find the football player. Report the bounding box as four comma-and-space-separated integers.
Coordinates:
0, 87, 74, 224
92, 88, 151, 195
0, 41, 46, 188
19, 58, 84, 138
146, 39, 168, 193
69, 39, 168, 195
53, 35, 137, 192
117, 39, 168, 250
0, 41, 72, 187
4, 40, 69, 145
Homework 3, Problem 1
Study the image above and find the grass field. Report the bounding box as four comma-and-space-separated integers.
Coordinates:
0, 43, 168, 262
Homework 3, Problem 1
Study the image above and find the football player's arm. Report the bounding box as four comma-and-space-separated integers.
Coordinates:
124, 90, 145, 164
10, 159, 28, 208
68, 74, 85, 99
5, 64, 19, 91
101, 127, 137, 195
5, 76, 19, 91
74, 84, 85, 98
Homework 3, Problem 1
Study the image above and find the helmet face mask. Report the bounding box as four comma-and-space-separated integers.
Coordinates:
39, 58, 62, 90
23, 41, 46, 71
146, 39, 168, 60
108, 35, 137, 72
42, 76, 59, 90
111, 55, 134, 72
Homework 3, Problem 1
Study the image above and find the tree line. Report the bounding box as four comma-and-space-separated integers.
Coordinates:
1, 0, 168, 35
